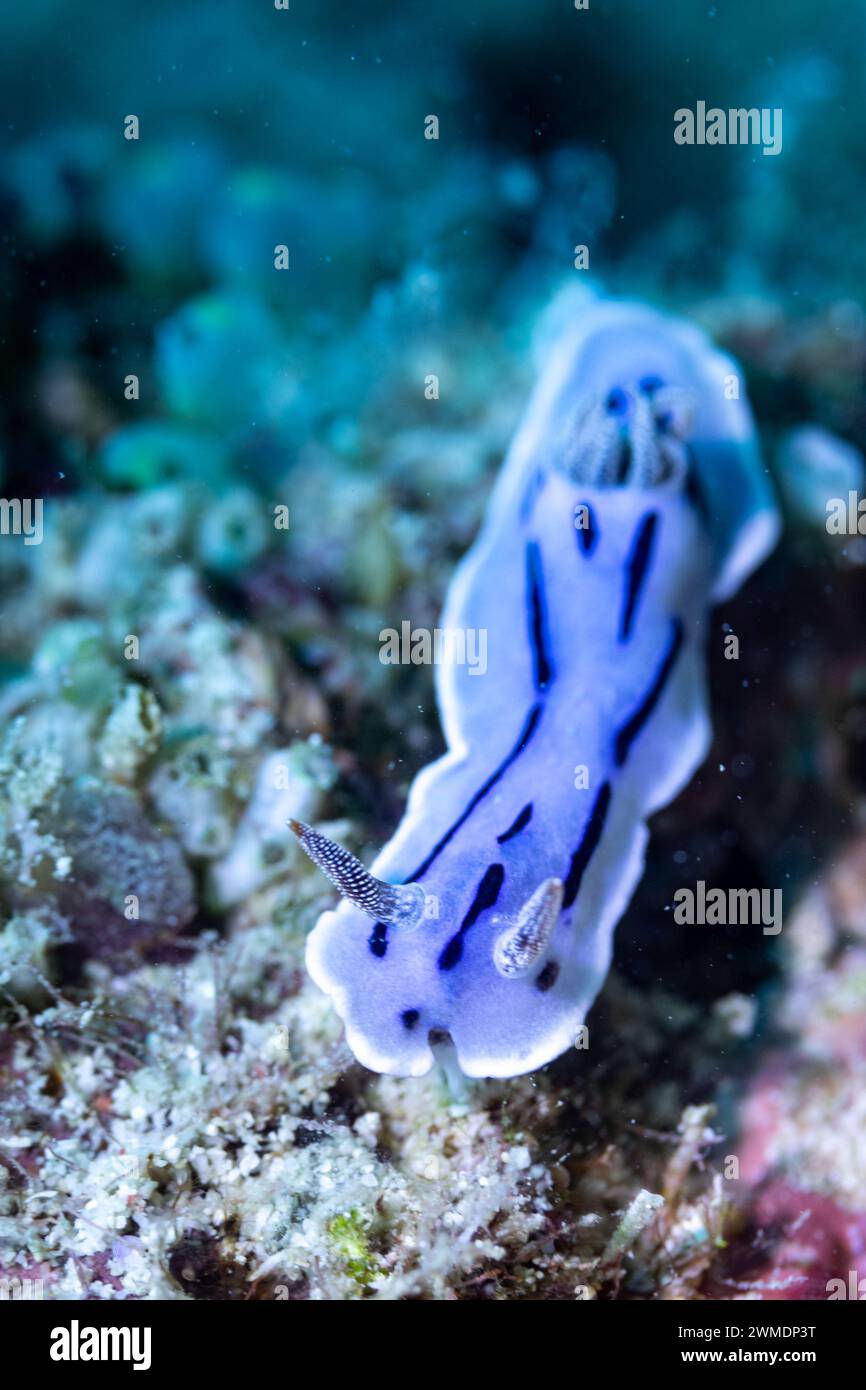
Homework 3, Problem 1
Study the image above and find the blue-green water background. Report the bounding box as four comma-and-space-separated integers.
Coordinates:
2, 0, 864, 503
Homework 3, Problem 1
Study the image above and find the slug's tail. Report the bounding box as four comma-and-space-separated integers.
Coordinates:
493, 295, 781, 603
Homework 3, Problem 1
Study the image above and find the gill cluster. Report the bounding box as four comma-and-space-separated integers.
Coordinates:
559, 376, 694, 488
289, 819, 559, 977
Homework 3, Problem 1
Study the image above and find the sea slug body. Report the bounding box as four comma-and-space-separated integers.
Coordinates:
297, 299, 780, 1078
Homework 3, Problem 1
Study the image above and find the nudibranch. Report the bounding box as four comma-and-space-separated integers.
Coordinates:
294, 300, 780, 1078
